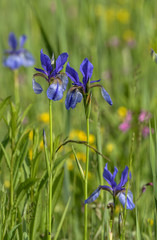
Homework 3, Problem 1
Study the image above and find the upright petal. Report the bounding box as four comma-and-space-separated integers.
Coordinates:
8, 33, 17, 50
40, 49, 52, 75
101, 87, 113, 105
47, 81, 63, 101
55, 52, 68, 73
80, 58, 93, 87
103, 163, 117, 189
65, 89, 83, 110
66, 62, 80, 84
32, 79, 43, 94
117, 166, 129, 188
118, 190, 135, 210
84, 187, 101, 204
19, 35, 27, 48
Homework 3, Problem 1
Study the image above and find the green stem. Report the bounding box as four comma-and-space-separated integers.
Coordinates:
10, 154, 14, 227
48, 99, 53, 240
84, 116, 90, 240
13, 70, 19, 105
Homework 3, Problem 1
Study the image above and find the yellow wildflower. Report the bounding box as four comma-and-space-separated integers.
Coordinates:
4, 180, 10, 189
89, 134, 95, 144
39, 112, 49, 124
106, 143, 114, 154
29, 130, 33, 141
105, 8, 116, 23
117, 106, 127, 119
69, 130, 80, 139
77, 152, 86, 162
39, 140, 44, 150
78, 131, 87, 141
116, 9, 130, 24
147, 218, 154, 226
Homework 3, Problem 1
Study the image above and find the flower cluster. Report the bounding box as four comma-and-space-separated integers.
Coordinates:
65, 58, 113, 110
33, 50, 68, 101
85, 163, 135, 210
119, 110, 154, 137
3, 33, 35, 70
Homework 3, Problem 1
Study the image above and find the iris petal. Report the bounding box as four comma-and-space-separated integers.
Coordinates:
117, 166, 129, 188
47, 81, 63, 101
101, 87, 113, 105
118, 190, 135, 210
80, 58, 93, 87
66, 62, 80, 84
19, 35, 27, 48
3, 54, 22, 70
65, 89, 83, 110
85, 187, 101, 204
32, 79, 43, 94
57, 73, 68, 91
20, 51, 35, 67
40, 49, 52, 74
103, 163, 117, 188
9, 33, 17, 50
55, 52, 68, 73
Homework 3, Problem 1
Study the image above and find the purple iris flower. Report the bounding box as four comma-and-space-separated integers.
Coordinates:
3, 33, 35, 70
85, 163, 135, 210
65, 58, 112, 110
33, 49, 68, 101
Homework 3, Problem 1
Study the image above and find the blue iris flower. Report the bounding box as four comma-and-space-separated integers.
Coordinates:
65, 58, 112, 110
33, 49, 68, 101
3, 32, 35, 70
85, 163, 135, 210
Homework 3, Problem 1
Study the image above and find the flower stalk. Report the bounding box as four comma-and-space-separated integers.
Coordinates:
14, 69, 19, 105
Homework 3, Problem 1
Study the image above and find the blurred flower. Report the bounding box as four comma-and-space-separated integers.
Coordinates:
85, 163, 135, 210
33, 50, 68, 101
147, 219, 154, 226
123, 30, 135, 42
117, 106, 128, 119
4, 180, 10, 189
116, 9, 130, 24
138, 111, 151, 123
106, 143, 114, 154
108, 36, 120, 48
105, 8, 116, 23
39, 112, 49, 123
65, 58, 112, 110
39, 140, 44, 150
95, 4, 104, 18
69, 130, 95, 144
29, 130, 33, 141
3, 32, 35, 70
142, 127, 154, 138
119, 111, 132, 132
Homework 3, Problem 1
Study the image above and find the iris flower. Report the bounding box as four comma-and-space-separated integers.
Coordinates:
33, 49, 68, 101
65, 58, 112, 110
3, 32, 35, 69
85, 163, 135, 210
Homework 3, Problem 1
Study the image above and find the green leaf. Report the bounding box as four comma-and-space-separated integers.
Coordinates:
0, 135, 9, 164
72, 146, 85, 181
8, 223, 21, 240
0, 142, 10, 170
53, 197, 71, 240
0, 96, 11, 122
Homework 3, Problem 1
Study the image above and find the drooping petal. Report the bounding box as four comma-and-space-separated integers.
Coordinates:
99, 185, 113, 194
65, 89, 83, 110
80, 58, 93, 87
57, 73, 68, 91
34, 68, 46, 75
118, 190, 135, 210
55, 52, 68, 73
101, 87, 113, 105
117, 166, 129, 188
66, 62, 80, 84
47, 81, 63, 101
103, 163, 117, 189
32, 79, 43, 94
8, 33, 17, 50
90, 79, 101, 84
40, 49, 52, 75
19, 35, 27, 48
84, 187, 101, 204
3, 54, 22, 69
20, 51, 35, 67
